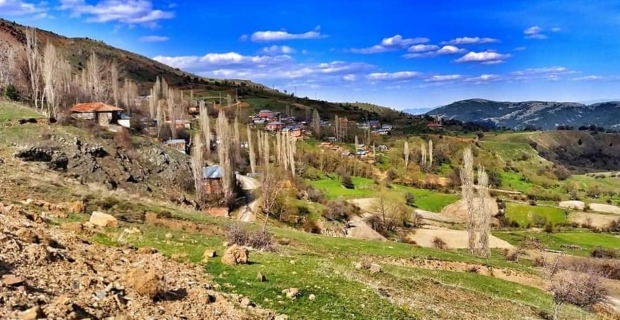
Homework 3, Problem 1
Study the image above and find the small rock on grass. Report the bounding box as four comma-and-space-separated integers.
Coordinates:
256, 272, 266, 282
282, 288, 299, 299
123, 268, 163, 299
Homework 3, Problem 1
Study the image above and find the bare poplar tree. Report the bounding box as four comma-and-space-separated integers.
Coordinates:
287, 134, 296, 176
233, 116, 241, 163
247, 125, 256, 174
260, 165, 284, 232
42, 42, 60, 117
477, 166, 491, 257
110, 62, 119, 107
85, 51, 103, 101
461, 147, 476, 255
420, 142, 427, 170
156, 100, 164, 138
217, 109, 235, 202
199, 101, 211, 159
404, 141, 410, 168
312, 109, 321, 137
191, 133, 205, 207
334, 115, 339, 142
428, 140, 433, 169
166, 88, 178, 139
25, 27, 42, 110
262, 131, 270, 166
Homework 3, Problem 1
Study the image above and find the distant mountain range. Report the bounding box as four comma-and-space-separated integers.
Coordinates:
402, 107, 435, 115
427, 99, 620, 130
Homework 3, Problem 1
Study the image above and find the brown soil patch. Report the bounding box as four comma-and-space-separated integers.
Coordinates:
406, 227, 512, 250
144, 211, 223, 235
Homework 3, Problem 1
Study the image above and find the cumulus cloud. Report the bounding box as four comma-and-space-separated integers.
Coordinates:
350, 35, 429, 54
551, 27, 562, 32
153, 51, 374, 87
510, 66, 575, 80
245, 27, 325, 42
454, 51, 511, 64
59, 0, 174, 27
139, 35, 169, 42
0, 0, 47, 16
442, 36, 499, 45
571, 75, 603, 81
366, 71, 421, 81
464, 74, 501, 84
403, 45, 465, 58
524, 26, 547, 39
408, 44, 439, 53
261, 45, 296, 55
425, 74, 462, 82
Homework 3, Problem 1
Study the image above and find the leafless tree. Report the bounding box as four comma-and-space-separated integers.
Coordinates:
477, 166, 490, 257
217, 109, 236, 202
247, 125, 256, 174
42, 42, 60, 117
260, 165, 284, 232
199, 101, 211, 159
428, 139, 433, 169
312, 109, 321, 137
167, 87, 177, 139
25, 27, 42, 110
191, 133, 205, 207
404, 141, 410, 168
461, 147, 476, 255
420, 142, 427, 171
110, 62, 120, 107
371, 187, 410, 232
0, 46, 15, 97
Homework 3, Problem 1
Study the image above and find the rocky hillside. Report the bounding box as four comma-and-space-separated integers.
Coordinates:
428, 99, 620, 130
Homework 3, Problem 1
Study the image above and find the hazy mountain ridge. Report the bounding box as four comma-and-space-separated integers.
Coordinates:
428, 99, 620, 130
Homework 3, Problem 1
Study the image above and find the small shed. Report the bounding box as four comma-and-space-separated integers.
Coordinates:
70, 102, 123, 127
203, 165, 223, 195
266, 121, 284, 131
164, 139, 187, 154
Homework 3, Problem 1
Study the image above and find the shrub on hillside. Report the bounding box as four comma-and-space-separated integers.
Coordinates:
404, 192, 416, 207
590, 247, 618, 259
608, 219, 620, 233
302, 219, 321, 234
225, 223, 275, 251
341, 173, 354, 189
322, 199, 354, 221
432, 237, 447, 250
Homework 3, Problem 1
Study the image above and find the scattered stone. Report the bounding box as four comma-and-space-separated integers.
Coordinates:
516, 290, 522, 294
275, 314, 289, 320
221, 244, 249, 266
15, 227, 39, 243
2, 274, 25, 286
289, 260, 296, 265
256, 272, 266, 282
203, 249, 217, 260
89, 211, 118, 228
354, 262, 363, 270
61, 222, 84, 233
66, 201, 85, 214
165, 233, 173, 239
283, 288, 299, 299
369, 263, 383, 274
171, 253, 188, 261
240, 297, 253, 307
123, 227, 141, 234
137, 247, 158, 254
20, 306, 44, 320
309, 294, 316, 301
123, 268, 163, 299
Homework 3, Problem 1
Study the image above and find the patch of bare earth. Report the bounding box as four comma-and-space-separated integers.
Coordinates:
0, 202, 271, 319
406, 227, 512, 250
570, 212, 618, 228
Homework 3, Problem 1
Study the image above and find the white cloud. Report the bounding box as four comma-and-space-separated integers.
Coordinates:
261, 45, 296, 55
367, 71, 421, 81
403, 45, 465, 58
350, 34, 429, 54
571, 75, 603, 81
442, 36, 499, 45
551, 27, 562, 32
510, 66, 575, 81
153, 51, 374, 87
59, 0, 174, 27
464, 74, 501, 83
139, 35, 169, 42
524, 26, 548, 39
0, 0, 47, 16
454, 51, 511, 64
246, 27, 325, 42
514, 46, 527, 51
408, 44, 439, 52
436, 45, 465, 54
425, 74, 462, 82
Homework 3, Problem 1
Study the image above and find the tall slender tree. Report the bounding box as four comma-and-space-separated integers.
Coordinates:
312, 109, 321, 137
247, 125, 256, 174
25, 28, 42, 111
420, 142, 427, 171
477, 166, 491, 257
199, 101, 211, 159
404, 141, 410, 168
192, 133, 205, 206
461, 148, 476, 255
428, 140, 434, 170
217, 109, 236, 202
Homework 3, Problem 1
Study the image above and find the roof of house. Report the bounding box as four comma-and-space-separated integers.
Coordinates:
70, 102, 123, 113
203, 165, 222, 179
164, 139, 186, 144
267, 121, 284, 125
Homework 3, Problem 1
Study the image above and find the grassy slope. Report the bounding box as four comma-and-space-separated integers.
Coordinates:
308, 176, 459, 212
494, 230, 620, 257
505, 203, 568, 227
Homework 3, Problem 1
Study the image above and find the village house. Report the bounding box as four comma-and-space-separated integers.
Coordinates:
70, 102, 123, 127
427, 122, 443, 131
266, 121, 284, 131
164, 139, 187, 154
258, 109, 275, 118
164, 119, 192, 130
369, 120, 381, 129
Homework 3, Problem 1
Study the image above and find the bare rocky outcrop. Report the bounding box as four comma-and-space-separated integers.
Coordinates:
222, 245, 249, 265
0, 201, 272, 319
89, 211, 119, 228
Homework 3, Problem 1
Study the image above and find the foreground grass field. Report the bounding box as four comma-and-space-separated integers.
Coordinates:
308, 176, 459, 212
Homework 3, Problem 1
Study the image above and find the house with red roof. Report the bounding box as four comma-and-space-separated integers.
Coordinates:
70, 102, 123, 127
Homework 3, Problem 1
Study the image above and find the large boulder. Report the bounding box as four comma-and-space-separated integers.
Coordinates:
221, 245, 249, 265
89, 211, 119, 228
123, 268, 163, 299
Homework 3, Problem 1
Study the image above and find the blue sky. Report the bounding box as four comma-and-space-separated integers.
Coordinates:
3, 0, 620, 109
